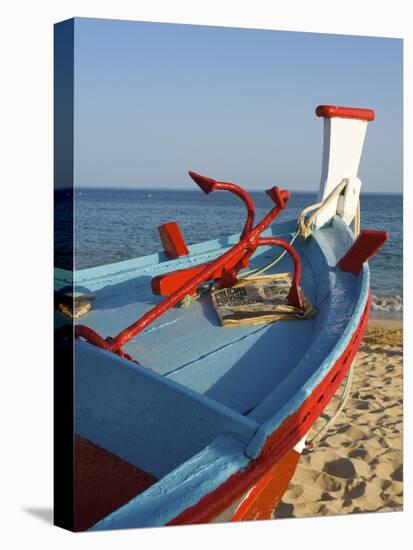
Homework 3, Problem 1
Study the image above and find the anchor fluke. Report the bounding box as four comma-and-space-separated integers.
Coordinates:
188, 171, 217, 194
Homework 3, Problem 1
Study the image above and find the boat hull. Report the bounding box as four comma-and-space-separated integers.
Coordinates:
56, 216, 374, 530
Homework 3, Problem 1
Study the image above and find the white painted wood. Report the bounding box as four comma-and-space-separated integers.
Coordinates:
337, 176, 361, 226
315, 117, 368, 228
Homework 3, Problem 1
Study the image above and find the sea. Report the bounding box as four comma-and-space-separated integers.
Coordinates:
57, 188, 403, 316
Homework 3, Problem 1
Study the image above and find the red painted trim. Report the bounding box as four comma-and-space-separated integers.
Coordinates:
152, 235, 304, 310
231, 448, 301, 521
338, 230, 388, 275
151, 251, 246, 296
152, 263, 206, 296
169, 293, 371, 525
257, 237, 304, 309
316, 105, 375, 121
231, 475, 273, 522
158, 222, 190, 259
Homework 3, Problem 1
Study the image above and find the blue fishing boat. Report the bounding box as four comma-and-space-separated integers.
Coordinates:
55, 105, 387, 530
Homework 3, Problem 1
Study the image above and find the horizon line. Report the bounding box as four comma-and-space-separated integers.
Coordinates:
63, 185, 403, 195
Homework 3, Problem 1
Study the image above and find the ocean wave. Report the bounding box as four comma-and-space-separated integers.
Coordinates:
372, 294, 403, 312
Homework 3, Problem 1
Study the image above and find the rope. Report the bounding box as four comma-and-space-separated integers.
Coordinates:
242, 177, 360, 279
178, 283, 213, 308
305, 359, 356, 450
298, 178, 349, 239
298, 178, 361, 240
241, 230, 300, 279
178, 178, 360, 307
304, 183, 361, 450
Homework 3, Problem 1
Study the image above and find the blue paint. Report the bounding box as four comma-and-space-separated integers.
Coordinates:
246, 219, 370, 456
76, 341, 257, 478
55, 215, 370, 527
89, 435, 250, 530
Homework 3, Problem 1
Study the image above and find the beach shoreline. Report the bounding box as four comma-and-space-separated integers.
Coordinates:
274, 316, 403, 519
369, 309, 403, 330
368, 317, 402, 330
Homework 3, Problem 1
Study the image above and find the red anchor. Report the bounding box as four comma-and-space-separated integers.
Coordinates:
68, 171, 304, 361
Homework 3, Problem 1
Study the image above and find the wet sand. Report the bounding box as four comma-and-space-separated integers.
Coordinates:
274, 320, 403, 519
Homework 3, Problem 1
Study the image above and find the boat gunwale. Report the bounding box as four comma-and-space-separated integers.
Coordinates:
246, 217, 370, 455
167, 292, 371, 526
55, 220, 297, 290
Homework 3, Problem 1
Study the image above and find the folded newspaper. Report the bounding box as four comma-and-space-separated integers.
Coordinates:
211, 273, 316, 327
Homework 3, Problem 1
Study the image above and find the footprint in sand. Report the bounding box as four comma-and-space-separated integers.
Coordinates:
317, 472, 343, 492
391, 464, 403, 482
275, 335, 403, 520
348, 448, 372, 462
344, 479, 366, 500
323, 458, 356, 479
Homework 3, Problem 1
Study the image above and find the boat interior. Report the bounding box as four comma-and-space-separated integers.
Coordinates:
55, 215, 366, 489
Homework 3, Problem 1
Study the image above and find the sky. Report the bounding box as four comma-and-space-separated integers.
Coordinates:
70, 17, 402, 192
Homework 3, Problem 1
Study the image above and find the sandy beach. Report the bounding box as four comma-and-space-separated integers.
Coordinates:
274, 317, 403, 519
